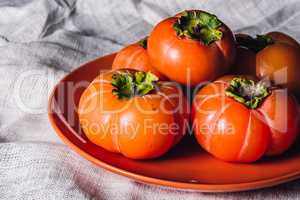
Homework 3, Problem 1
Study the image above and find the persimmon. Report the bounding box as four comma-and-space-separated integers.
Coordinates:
147, 10, 236, 86
112, 38, 165, 79
192, 76, 299, 162
78, 69, 188, 159
235, 32, 300, 97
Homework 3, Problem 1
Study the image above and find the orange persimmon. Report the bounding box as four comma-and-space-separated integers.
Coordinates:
78, 69, 188, 159
147, 10, 236, 86
192, 76, 299, 162
235, 32, 300, 97
112, 38, 165, 79
256, 32, 300, 97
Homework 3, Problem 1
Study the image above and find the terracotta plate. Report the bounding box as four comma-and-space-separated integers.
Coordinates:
48, 53, 300, 192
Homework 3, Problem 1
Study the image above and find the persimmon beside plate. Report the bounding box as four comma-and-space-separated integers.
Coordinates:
48, 53, 300, 192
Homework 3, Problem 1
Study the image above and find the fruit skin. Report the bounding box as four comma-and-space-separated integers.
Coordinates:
112, 43, 165, 79
192, 76, 299, 163
78, 69, 188, 159
255, 32, 300, 97
147, 10, 236, 86
267, 32, 299, 47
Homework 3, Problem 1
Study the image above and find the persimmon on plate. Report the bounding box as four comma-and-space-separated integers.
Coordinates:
192, 76, 299, 163
48, 53, 300, 192
112, 38, 166, 80
148, 10, 236, 86
233, 32, 300, 97
78, 69, 188, 159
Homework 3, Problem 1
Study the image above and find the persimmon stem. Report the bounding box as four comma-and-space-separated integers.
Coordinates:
111, 71, 158, 100
173, 10, 223, 45
225, 77, 270, 109
236, 34, 274, 53
137, 37, 148, 49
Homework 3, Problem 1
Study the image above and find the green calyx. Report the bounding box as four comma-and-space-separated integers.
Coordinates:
236, 34, 274, 53
173, 10, 223, 45
137, 37, 148, 49
135, 71, 158, 95
225, 77, 270, 109
111, 71, 158, 100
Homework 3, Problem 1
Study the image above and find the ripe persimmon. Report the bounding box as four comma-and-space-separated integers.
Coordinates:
192, 76, 299, 162
235, 32, 300, 97
148, 10, 236, 86
112, 38, 165, 79
78, 69, 188, 159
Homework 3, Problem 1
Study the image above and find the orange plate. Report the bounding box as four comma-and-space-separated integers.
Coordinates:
48, 53, 300, 192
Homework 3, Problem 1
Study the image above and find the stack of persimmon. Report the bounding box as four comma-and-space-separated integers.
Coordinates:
78, 10, 300, 162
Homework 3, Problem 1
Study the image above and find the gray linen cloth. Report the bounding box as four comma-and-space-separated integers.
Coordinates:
1, 0, 300, 199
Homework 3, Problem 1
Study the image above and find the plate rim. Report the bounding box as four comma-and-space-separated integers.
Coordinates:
48, 53, 300, 193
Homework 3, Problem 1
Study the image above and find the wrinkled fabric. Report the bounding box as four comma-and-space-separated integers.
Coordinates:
1, 0, 300, 199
